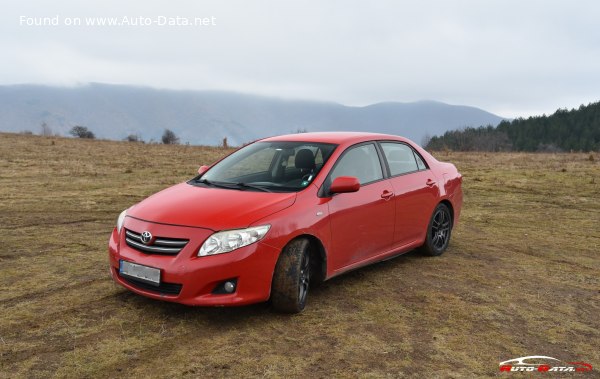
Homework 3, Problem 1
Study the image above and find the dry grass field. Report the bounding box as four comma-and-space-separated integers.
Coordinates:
0, 132, 599, 378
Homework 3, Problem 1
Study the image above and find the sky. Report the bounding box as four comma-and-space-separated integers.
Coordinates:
1, 0, 599, 118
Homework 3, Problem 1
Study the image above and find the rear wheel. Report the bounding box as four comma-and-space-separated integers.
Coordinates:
271, 238, 311, 313
420, 203, 452, 256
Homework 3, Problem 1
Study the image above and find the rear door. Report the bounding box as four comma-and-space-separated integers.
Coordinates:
325, 143, 395, 271
379, 142, 439, 247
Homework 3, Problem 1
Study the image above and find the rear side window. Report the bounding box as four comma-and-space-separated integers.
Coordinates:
330, 143, 383, 185
380, 142, 421, 176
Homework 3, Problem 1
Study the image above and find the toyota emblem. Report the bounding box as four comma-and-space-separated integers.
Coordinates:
140, 231, 152, 245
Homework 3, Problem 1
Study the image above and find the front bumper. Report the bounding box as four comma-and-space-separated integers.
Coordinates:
108, 216, 280, 306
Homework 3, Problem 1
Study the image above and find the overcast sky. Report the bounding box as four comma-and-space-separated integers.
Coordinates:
1, 0, 599, 118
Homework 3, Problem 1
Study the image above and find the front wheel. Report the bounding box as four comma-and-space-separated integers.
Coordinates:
420, 203, 453, 256
271, 238, 311, 313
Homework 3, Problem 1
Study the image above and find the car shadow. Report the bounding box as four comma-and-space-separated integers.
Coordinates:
111, 248, 424, 325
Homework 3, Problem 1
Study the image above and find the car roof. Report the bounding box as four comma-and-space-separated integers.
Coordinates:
261, 131, 410, 145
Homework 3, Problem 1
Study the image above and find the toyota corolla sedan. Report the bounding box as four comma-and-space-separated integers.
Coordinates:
108, 132, 462, 313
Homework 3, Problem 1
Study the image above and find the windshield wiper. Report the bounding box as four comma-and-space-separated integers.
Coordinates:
197, 178, 238, 190
197, 178, 272, 192
235, 182, 272, 192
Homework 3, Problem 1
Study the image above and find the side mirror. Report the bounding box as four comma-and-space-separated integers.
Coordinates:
197, 165, 210, 175
330, 176, 360, 194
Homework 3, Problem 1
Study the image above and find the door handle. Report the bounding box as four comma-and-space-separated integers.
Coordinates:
381, 190, 394, 200
426, 179, 436, 187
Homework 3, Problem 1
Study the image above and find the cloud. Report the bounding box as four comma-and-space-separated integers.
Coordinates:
1, 0, 599, 117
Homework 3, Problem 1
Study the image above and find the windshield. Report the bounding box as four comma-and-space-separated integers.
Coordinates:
193, 141, 337, 192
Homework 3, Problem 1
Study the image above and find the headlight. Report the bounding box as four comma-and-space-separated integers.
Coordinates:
116, 209, 127, 234
198, 225, 271, 256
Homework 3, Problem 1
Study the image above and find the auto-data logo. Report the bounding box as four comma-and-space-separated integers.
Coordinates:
499, 356, 593, 373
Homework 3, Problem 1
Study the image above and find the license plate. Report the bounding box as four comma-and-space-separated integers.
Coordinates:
119, 260, 160, 286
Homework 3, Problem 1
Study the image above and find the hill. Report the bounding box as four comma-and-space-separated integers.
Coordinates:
0, 83, 505, 145
427, 101, 600, 151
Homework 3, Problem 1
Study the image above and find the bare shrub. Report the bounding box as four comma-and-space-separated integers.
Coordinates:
162, 129, 180, 145
69, 125, 95, 139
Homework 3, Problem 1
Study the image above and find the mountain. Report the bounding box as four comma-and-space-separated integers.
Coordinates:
426, 101, 600, 152
0, 83, 505, 146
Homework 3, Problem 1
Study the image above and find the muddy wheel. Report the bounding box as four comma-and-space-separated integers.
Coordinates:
419, 203, 452, 256
271, 238, 311, 313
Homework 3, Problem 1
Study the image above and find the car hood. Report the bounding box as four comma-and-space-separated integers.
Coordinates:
127, 182, 297, 230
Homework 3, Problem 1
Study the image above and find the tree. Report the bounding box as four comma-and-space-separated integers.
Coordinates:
421, 133, 432, 147
69, 125, 95, 139
425, 101, 600, 152
40, 122, 53, 136
161, 129, 179, 144
124, 134, 143, 143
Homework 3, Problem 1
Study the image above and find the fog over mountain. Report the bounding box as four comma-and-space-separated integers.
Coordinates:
0, 83, 505, 145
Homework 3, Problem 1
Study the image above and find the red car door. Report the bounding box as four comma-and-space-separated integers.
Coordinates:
379, 142, 439, 248
326, 143, 395, 272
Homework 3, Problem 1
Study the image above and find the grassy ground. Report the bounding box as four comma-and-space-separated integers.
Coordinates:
0, 133, 598, 378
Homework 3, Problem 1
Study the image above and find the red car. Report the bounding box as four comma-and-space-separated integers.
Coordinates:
108, 132, 462, 313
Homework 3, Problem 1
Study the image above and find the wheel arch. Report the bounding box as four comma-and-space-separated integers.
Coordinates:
279, 233, 328, 284
439, 199, 454, 225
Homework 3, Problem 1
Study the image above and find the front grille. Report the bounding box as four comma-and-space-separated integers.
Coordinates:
125, 229, 188, 255
119, 273, 183, 295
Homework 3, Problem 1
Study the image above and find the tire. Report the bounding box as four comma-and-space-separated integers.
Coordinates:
271, 238, 311, 313
420, 203, 453, 256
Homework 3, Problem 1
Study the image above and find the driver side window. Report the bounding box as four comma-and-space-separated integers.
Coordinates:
330, 144, 383, 185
